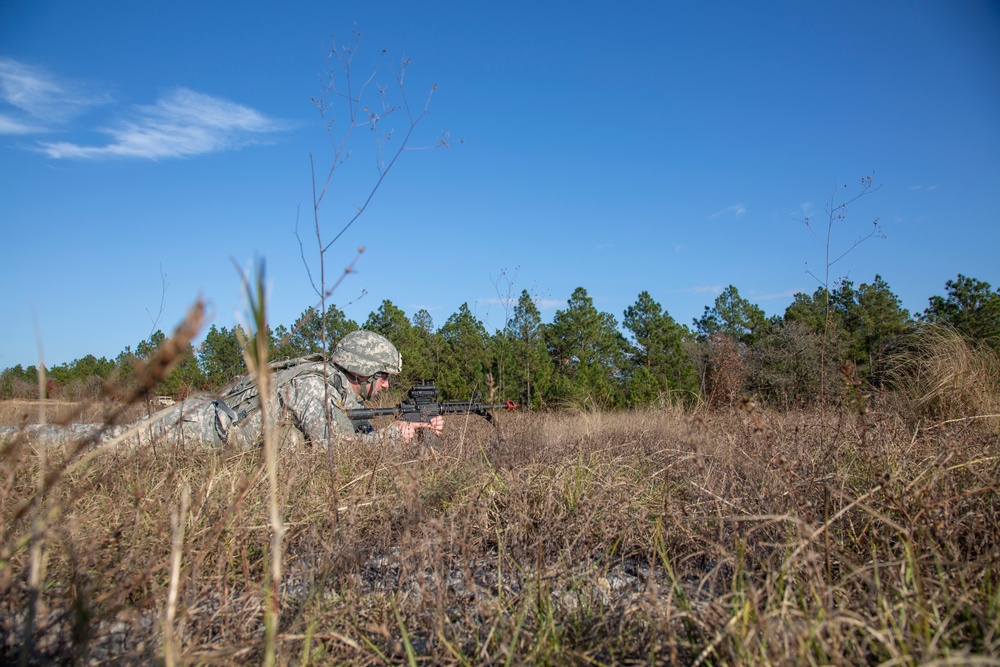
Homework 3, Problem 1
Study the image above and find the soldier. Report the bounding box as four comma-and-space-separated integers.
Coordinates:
232, 329, 445, 445
0, 330, 443, 449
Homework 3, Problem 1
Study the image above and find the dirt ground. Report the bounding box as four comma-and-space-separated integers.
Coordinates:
0, 400, 159, 426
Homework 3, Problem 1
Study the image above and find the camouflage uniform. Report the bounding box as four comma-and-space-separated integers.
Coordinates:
0, 331, 403, 449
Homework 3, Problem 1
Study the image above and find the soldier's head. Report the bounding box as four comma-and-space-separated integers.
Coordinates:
330, 330, 402, 399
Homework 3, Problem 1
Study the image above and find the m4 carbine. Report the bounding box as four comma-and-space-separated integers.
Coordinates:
345, 383, 517, 426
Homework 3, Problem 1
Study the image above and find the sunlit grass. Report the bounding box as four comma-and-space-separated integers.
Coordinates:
2, 394, 997, 664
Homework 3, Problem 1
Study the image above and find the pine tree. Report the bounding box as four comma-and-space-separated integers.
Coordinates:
501, 290, 552, 408
852, 275, 912, 376
363, 300, 425, 387
284, 304, 358, 356
623, 291, 698, 405
408, 309, 440, 384
784, 288, 831, 336
923, 274, 1000, 352
784, 275, 911, 379
694, 286, 767, 346
546, 287, 627, 407
437, 303, 491, 400
199, 325, 246, 389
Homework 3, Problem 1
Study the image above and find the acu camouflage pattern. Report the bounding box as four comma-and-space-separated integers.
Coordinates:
0, 397, 238, 450
0, 349, 391, 449
329, 330, 403, 377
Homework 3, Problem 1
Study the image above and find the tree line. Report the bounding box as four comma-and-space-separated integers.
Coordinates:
2, 273, 998, 409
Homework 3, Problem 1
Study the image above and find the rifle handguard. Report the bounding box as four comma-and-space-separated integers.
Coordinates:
344, 382, 518, 425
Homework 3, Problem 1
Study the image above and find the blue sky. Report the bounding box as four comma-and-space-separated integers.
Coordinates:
2, 1, 998, 369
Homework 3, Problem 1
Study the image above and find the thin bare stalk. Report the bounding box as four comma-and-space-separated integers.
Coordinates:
237, 261, 283, 667
800, 175, 883, 415
18, 332, 50, 666
292, 32, 446, 508
163, 484, 190, 667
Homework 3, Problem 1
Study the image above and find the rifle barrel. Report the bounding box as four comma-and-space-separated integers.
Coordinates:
346, 400, 516, 422
344, 407, 398, 420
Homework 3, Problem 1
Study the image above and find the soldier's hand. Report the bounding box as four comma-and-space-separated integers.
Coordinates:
394, 417, 444, 443
426, 415, 445, 436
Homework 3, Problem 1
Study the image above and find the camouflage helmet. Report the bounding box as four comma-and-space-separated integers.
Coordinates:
330, 330, 402, 377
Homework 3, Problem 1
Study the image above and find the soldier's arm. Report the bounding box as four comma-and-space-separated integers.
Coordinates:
280, 374, 408, 446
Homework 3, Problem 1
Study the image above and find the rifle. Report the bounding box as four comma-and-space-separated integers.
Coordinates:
345, 383, 517, 428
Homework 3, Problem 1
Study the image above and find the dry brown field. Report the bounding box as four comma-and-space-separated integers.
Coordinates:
1, 402, 998, 665
0, 400, 161, 428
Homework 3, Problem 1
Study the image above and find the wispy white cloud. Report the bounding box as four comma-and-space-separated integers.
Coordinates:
536, 298, 565, 310
479, 295, 566, 311
477, 297, 517, 308
673, 243, 687, 253
38, 87, 286, 159
0, 58, 286, 159
751, 289, 799, 301
709, 203, 746, 219
681, 284, 725, 295
0, 57, 109, 131
791, 201, 813, 220
0, 113, 43, 135
909, 184, 939, 191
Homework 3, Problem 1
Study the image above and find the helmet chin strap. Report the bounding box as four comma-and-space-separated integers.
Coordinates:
353, 374, 376, 400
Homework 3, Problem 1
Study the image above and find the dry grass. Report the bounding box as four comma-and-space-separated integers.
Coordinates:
883, 324, 1000, 425
0, 400, 160, 428
1, 398, 998, 665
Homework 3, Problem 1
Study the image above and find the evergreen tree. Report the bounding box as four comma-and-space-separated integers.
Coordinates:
77, 354, 117, 379
157, 344, 204, 396
408, 309, 440, 384
501, 290, 552, 408
199, 324, 246, 389
694, 286, 767, 346
285, 304, 359, 357
364, 300, 413, 341
546, 287, 627, 407
412, 309, 434, 334
622, 291, 698, 405
113, 345, 139, 386
136, 330, 166, 360
690, 287, 765, 405
783, 282, 850, 393
287, 308, 324, 355
364, 300, 425, 387
851, 275, 912, 375
784, 275, 911, 379
923, 274, 1000, 352
106, 330, 207, 398
437, 303, 491, 400
784, 288, 830, 336
0, 364, 38, 399
47, 355, 116, 399
269, 324, 297, 361
324, 304, 360, 350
